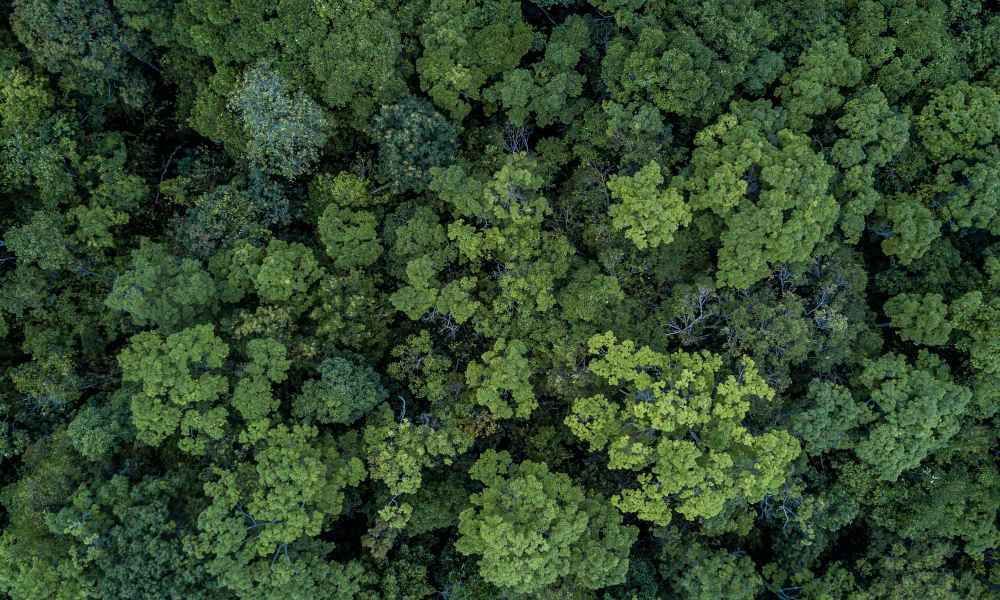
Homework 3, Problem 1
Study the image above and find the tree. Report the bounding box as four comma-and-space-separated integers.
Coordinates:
65, 399, 131, 461
455, 449, 637, 595
49, 471, 227, 600
773, 38, 863, 132
317, 205, 383, 270
229, 62, 329, 179
188, 424, 366, 600
117, 324, 229, 451
11, 0, 155, 107
829, 85, 910, 242
169, 172, 291, 260
483, 15, 590, 127
425, 156, 574, 327
875, 192, 943, 265
601, 6, 776, 122
557, 261, 625, 323
231, 337, 291, 426
464, 338, 536, 420
105, 238, 218, 332
363, 403, 473, 496
307, 269, 389, 352
788, 378, 868, 457
883, 292, 951, 346
661, 544, 763, 600
416, 0, 533, 119
605, 160, 690, 250
677, 100, 839, 288
0, 60, 80, 209
4, 209, 75, 271
370, 97, 460, 194
565, 332, 799, 525
310, 171, 384, 271
252, 239, 323, 309
914, 82, 1000, 164
853, 351, 972, 482
0, 433, 93, 600
307, 0, 408, 127
293, 355, 388, 426
905, 81, 1000, 237
866, 451, 1000, 562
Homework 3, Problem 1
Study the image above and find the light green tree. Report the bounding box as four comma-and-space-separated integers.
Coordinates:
465, 338, 536, 419
883, 293, 951, 346
455, 450, 637, 595
565, 332, 799, 525
118, 325, 229, 451
363, 404, 474, 496
606, 160, 690, 250
677, 100, 839, 288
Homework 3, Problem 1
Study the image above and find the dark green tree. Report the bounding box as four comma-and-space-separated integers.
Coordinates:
370, 97, 460, 194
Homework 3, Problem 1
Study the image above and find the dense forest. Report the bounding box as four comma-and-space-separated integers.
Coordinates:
0, 0, 999, 598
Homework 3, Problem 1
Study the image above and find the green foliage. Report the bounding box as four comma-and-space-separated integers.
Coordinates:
293, 355, 388, 426
68, 202, 130, 252
876, 193, 943, 265
566, 332, 799, 525
11, 0, 154, 107
830, 85, 910, 241
363, 404, 473, 496
465, 338, 536, 419
230, 62, 330, 179
557, 261, 625, 323
232, 337, 291, 424
456, 450, 637, 595
679, 100, 839, 288
9, 352, 83, 418
253, 239, 323, 307
118, 324, 229, 449
483, 15, 590, 127
3, 1, 999, 597
602, 4, 776, 122
664, 544, 763, 600
853, 352, 972, 481
169, 172, 290, 260
317, 204, 383, 269
105, 238, 218, 332
50, 471, 226, 599
188, 424, 366, 599
308, 0, 408, 125
66, 400, 131, 461
4, 209, 75, 271
915, 81, 1000, 163
774, 38, 864, 132
0, 60, 56, 136
606, 160, 690, 249
416, 0, 533, 119
883, 293, 951, 346
0, 437, 93, 600
0, 64, 79, 208
788, 379, 867, 456
370, 97, 460, 194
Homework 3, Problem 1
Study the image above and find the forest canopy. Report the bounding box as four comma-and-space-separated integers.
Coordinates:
0, 0, 999, 599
